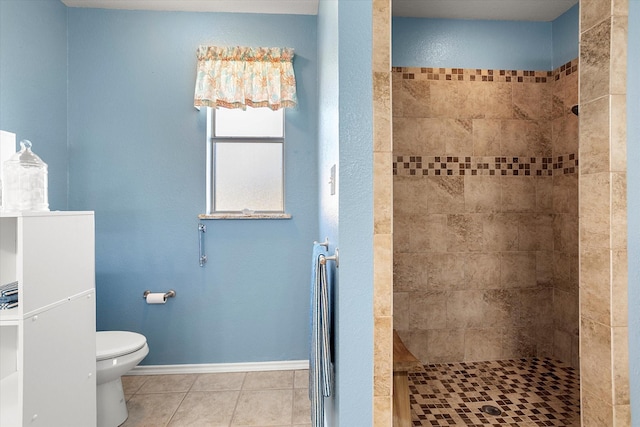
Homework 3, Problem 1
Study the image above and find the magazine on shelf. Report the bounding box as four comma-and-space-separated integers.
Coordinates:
0, 281, 19, 309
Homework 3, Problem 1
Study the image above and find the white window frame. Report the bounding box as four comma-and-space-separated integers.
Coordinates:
205, 107, 286, 215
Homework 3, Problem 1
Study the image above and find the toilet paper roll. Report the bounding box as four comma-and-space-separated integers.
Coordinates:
146, 293, 166, 304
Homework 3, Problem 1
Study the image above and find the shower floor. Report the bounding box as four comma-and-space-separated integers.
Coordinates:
408, 358, 580, 426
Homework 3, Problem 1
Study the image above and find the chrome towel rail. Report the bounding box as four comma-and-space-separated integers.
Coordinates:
198, 223, 207, 267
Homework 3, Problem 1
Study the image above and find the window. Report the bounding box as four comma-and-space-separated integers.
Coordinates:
206, 106, 285, 215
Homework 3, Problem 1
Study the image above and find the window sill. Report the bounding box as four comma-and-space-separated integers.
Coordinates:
198, 213, 292, 220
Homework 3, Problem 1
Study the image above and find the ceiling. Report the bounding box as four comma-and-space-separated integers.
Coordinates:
60, 0, 579, 21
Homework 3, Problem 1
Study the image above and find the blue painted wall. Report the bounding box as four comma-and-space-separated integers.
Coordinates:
392, 4, 579, 70
392, 17, 553, 69
335, 0, 375, 425
317, 0, 339, 422
0, 0, 68, 210
318, 0, 339, 246
628, 2, 640, 424
66, 8, 318, 364
552, 3, 579, 68
317, 0, 375, 423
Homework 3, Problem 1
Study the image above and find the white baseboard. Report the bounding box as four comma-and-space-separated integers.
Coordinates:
129, 359, 309, 375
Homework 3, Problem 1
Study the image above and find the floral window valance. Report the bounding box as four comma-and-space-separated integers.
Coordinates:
194, 46, 297, 111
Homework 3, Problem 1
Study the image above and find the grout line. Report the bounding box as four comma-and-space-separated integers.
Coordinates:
164, 391, 189, 427
228, 372, 248, 426
289, 387, 296, 426
123, 371, 311, 426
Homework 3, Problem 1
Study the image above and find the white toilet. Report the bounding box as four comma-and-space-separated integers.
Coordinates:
96, 331, 149, 427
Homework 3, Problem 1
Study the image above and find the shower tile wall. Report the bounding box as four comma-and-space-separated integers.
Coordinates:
579, 1, 629, 423
392, 61, 579, 368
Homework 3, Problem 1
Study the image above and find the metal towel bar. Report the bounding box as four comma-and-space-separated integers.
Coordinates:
198, 223, 207, 267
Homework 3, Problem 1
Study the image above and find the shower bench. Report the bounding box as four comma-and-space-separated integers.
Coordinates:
393, 330, 422, 427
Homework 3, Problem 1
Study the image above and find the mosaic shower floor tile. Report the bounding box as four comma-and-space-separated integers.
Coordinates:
408, 358, 580, 426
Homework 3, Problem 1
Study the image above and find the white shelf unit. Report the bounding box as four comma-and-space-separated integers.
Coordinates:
0, 211, 96, 426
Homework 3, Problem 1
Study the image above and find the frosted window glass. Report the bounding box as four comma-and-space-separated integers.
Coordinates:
214, 143, 283, 211
214, 107, 283, 138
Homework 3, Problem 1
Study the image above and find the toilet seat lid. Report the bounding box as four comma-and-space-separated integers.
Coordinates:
97, 331, 147, 361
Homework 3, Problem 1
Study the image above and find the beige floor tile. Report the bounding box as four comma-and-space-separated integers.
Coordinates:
292, 388, 311, 424
122, 375, 149, 399
167, 390, 239, 426
231, 389, 293, 426
242, 370, 294, 390
191, 372, 246, 391
137, 374, 197, 393
293, 370, 309, 389
121, 392, 185, 427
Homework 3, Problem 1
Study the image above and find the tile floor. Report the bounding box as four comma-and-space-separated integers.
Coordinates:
120, 369, 311, 426
408, 358, 580, 426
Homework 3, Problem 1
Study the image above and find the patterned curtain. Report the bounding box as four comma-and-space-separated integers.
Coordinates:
194, 46, 297, 110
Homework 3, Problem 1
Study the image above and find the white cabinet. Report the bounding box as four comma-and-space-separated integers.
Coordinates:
0, 211, 96, 426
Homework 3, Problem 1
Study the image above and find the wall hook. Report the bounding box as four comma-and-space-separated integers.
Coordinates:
314, 237, 329, 250
320, 248, 339, 268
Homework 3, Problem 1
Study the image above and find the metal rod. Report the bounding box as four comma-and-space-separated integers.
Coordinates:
199, 223, 207, 267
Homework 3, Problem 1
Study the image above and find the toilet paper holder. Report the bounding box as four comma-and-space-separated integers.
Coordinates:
143, 290, 176, 301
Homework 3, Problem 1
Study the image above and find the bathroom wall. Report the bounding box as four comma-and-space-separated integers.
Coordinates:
553, 4, 580, 68
392, 61, 578, 365
371, 0, 394, 423
392, 17, 553, 70
317, 0, 377, 424
628, 0, 640, 421
391, 6, 580, 367
335, 0, 375, 424
65, 8, 318, 365
0, 0, 68, 210
578, 0, 630, 423
392, 4, 578, 69
317, 0, 340, 423
0, 5, 319, 366
550, 61, 580, 368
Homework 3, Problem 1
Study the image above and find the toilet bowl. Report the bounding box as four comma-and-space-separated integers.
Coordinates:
96, 331, 149, 427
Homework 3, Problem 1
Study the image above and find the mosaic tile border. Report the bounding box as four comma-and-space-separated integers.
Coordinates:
393, 154, 578, 176
553, 59, 579, 81
392, 59, 578, 84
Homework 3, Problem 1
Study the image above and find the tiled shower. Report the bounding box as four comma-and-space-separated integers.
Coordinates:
392, 60, 580, 369
380, 1, 630, 424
